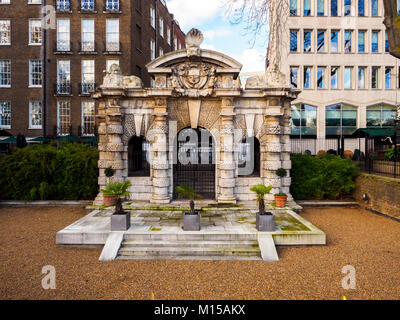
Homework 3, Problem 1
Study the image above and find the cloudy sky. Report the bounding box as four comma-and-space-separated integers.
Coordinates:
166, 0, 267, 73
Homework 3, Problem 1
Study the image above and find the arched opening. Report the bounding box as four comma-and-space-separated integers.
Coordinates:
238, 136, 260, 177
128, 136, 150, 177
173, 127, 216, 199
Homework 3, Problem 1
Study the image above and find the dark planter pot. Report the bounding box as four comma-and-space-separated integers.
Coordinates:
256, 212, 275, 232
111, 212, 131, 231
183, 211, 200, 231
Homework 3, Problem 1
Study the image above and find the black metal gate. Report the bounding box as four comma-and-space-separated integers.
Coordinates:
173, 128, 215, 199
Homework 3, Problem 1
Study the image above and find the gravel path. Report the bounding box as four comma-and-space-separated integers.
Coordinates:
0, 205, 399, 300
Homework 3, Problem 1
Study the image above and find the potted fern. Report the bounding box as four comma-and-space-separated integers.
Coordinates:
175, 184, 203, 231
250, 184, 275, 231
100, 181, 132, 231
275, 168, 288, 208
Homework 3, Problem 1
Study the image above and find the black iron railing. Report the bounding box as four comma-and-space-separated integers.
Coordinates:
55, 0, 72, 12
103, 41, 121, 53
54, 41, 73, 53
79, 82, 96, 95
78, 0, 97, 12
103, 0, 120, 12
78, 41, 97, 53
54, 82, 71, 95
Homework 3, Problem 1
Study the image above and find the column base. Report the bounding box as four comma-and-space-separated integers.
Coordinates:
217, 196, 237, 204
150, 196, 171, 204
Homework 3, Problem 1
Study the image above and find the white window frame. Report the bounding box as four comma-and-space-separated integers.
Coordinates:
0, 20, 11, 45
0, 101, 11, 128
0, 59, 11, 87
150, 6, 155, 28
28, 0, 42, 4
0, 1, 11, 4
81, 101, 95, 136
29, 19, 42, 45
81, 19, 95, 52
57, 60, 70, 94
358, 66, 366, 89
159, 17, 164, 37
150, 39, 155, 60
344, 67, 353, 89
57, 101, 71, 136
106, 19, 119, 52
29, 60, 42, 87
57, 19, 70, 51
29, 101, 42, 129
167, 27, 171, 45
159, 47, 164, 57
81, 60, 95, 94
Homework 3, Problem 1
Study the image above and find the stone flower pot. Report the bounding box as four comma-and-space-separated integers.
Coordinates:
111, 212, 131, 231
256, 212, 275, 232
103, 195, 117, 206
183, 211, 200, 231
274, 195, 287, 208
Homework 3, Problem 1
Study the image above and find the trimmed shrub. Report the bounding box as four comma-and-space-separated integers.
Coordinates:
290, 153, 359, 200
0, 143, 99, 200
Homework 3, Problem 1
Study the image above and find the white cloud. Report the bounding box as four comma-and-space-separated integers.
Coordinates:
203, 28, 233, 41
231, 48, 266, 73
166, 0, 223, 30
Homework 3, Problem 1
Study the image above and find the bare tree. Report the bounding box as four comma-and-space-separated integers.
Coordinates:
383, 0, 400, 59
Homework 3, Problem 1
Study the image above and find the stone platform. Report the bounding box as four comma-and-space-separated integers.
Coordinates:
56, 203, 325, 261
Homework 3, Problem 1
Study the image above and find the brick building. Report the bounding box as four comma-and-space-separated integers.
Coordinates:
0, 0, 185, 139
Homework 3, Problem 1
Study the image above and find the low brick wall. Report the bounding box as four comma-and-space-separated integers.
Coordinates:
353, 173, 400, 220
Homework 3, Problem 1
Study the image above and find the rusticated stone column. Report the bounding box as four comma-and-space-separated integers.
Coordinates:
218, 98, 236, 203
281, 103, 292, 197
94, 97, 125, 205
149, 98, 170, 204
261, 109, 283, 202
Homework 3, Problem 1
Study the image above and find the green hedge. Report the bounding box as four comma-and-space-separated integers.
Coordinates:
0, 143, 99, 200
290, 153, 359, 200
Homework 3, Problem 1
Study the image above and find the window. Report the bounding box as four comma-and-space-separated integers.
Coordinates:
367, 104, 397, 127
106, 59, 119, 72
304, 66, 312, 88
0, 101, 11, 128
57, 60, 70, 94
167, 27, 171, 45
371, 31, 379, 52
128, 136, 150, 177
56, 0, 70, 11
385, 31, 389, 53
0, 60, 11, 87
358, 0, 364, 16
81, 0, 95, 11
81, 60, 95, 94
150, 6, 155, 28
150, 39, 155, 60
371, 66, 379, 89
29, 20, 42, 45
331, 30, 338, 52
238, 137, 260, 177
0, 0, 11, 3
159, 18, 164, 37
81, 20, 95, 52
358, 67, 366, 89
398, 0, 400, 16
290, 104, 317, 136
331, 0, 338, 16
344, 0, 351, 16
106, 19, 119, 52
159, 47, 164, 57
174, 37, 178, 50
0, 20, 10, 45
317, 30, 325, 52
57, 101, 71, 135
29, 101, 42, 129
344, 67, 353, 89
317, 67, 326, 88
385, 67, 393, 89
371, 0, 378, 16
304, 30, 312, 52
290, 30, 298, 52
29, 60, 42, 87
82, 101, 95, 136
304, 0, 311, 16
331, 66, 339, 89
344, 31, 352, 53
57, 19, 70, 51
317, 0, 324, 16
105, 0, 119, 11
326, 104, 358, 136
290, 67, 298, 88
290, 0, 297, 16
358, 31, 365, 52
28, 0, 41, 3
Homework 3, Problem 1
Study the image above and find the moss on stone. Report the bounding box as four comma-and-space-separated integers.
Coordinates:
149, 227, 162, 231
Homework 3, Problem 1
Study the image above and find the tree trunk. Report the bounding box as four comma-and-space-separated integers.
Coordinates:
259, 198, 265, 215
115, 197, 124, 215
190, 199, 195, 215
383, 0, 400, 59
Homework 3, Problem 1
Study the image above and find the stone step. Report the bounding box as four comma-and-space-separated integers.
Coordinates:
121, 239, 259, 248
123, 233, 258, 241
118, 246, 261, 257
116, 255, 262, 261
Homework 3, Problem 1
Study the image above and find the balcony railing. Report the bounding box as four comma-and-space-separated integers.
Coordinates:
54, 125, 72, 136
79, 82, 96, 95
103, 41, 121, 53
55, 82, 71, 95
79, 0, 97, 12
54, 41, 73, 53
78, 41, 97, 53
55, 0, 72, 12
103, 0, 120, 12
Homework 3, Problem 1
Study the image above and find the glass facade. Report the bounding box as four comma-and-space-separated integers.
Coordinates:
344, 31, 352, 53
358, 0, 365, 16
371, 31, 378, 53
344, 67, 352, 89
331, 31, 338, 52
367, 104, 397, 127
290, 0, 297, 16
290, 67, 298, 88
304, 0, 311, 16
304, 66, 312, 88
326, 104, 357, 136
385, 67, 392, 89
304, 31, 311, 52
331, 66, 338, 89
317, 0, 324, 16
358, 67, 365, 89
358, 31, 365, 52
344, 0, 351, 16
371, 0, 378, 16
317, 67, 325, 89
290, 30, 298, 52
291, 104, 317, 136
317, 30, 325, 52
331, 0, 338, 16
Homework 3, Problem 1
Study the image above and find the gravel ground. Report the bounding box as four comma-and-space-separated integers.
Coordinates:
0, 205, 399, 300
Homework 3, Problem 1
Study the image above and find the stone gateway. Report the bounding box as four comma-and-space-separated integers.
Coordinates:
93, 29, 299, 205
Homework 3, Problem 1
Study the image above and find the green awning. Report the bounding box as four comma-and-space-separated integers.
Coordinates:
56, 135, 80, 142
82, 136, 98, 143
0, 136, 16, 143
351, 128, 396, 138
29, 137, 51, 143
